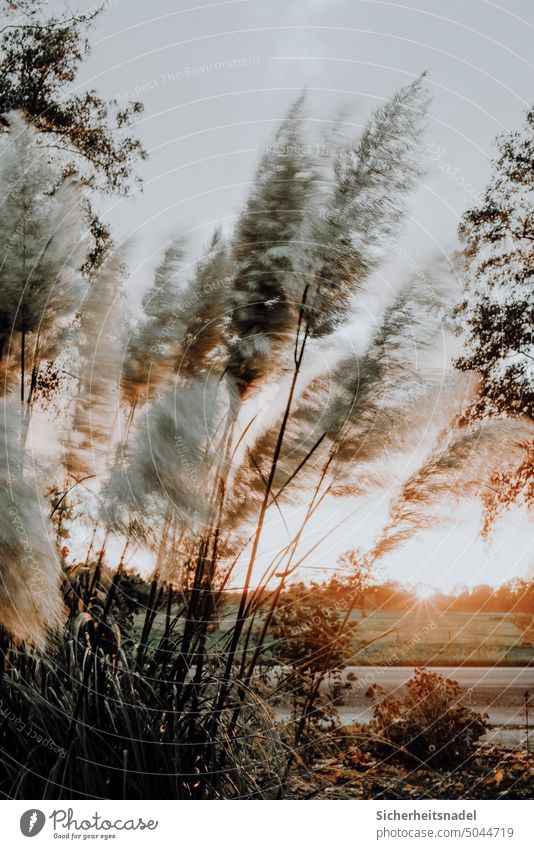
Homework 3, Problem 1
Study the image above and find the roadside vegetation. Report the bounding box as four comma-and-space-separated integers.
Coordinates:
0, 1, 531, 800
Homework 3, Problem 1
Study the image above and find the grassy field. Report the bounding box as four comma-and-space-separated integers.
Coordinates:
133, 607, 534, 666
345, 609, 534, 666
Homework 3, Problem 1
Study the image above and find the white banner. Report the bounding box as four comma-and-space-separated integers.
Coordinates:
1, 799, 532, 849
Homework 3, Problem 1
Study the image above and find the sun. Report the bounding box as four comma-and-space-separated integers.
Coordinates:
415, 584, 436, 601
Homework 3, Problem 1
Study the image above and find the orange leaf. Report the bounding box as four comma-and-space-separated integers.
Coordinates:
494, 769, 505, 786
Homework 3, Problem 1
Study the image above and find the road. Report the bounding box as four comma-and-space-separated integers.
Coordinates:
278, 666, 534, 748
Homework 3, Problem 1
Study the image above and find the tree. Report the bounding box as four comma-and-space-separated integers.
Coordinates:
455, 106, 534, 528
0, 1, 146, 265
0, 2, 145, 193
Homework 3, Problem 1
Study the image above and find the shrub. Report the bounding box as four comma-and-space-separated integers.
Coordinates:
270, 590, 357, 765
368, 667, 488, 767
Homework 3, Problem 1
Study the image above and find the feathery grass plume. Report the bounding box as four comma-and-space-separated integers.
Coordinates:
175, 229, 230, 377
291, 75, 430, 337
0, 400, 63, 645
224, 81, 431, 523
227, 96, 316, 397
0, 112, 86, 389
321, 265, 456, 480
120, 236, 188, 408
143, 236, 186, 327
227, 262, 456, 524
65, 245, 128, 478
105, 375, 221, 538
121, 233, 230, 409
372, 418, 534, 559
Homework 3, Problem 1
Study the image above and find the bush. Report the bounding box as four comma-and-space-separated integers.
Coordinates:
270, 590, 357, 765
368, 668, 488, 767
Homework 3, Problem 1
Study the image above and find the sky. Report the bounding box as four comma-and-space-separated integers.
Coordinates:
47, 0, 534, 589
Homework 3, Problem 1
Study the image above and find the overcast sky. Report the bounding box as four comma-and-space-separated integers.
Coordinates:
54, 0, 534, 589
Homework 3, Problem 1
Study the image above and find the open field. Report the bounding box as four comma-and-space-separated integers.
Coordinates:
345, 609, 534, 667
134, 607, 534, 667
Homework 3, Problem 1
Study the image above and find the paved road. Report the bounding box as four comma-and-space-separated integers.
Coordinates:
341, 665, 533, 713
278, 666, 534, 748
